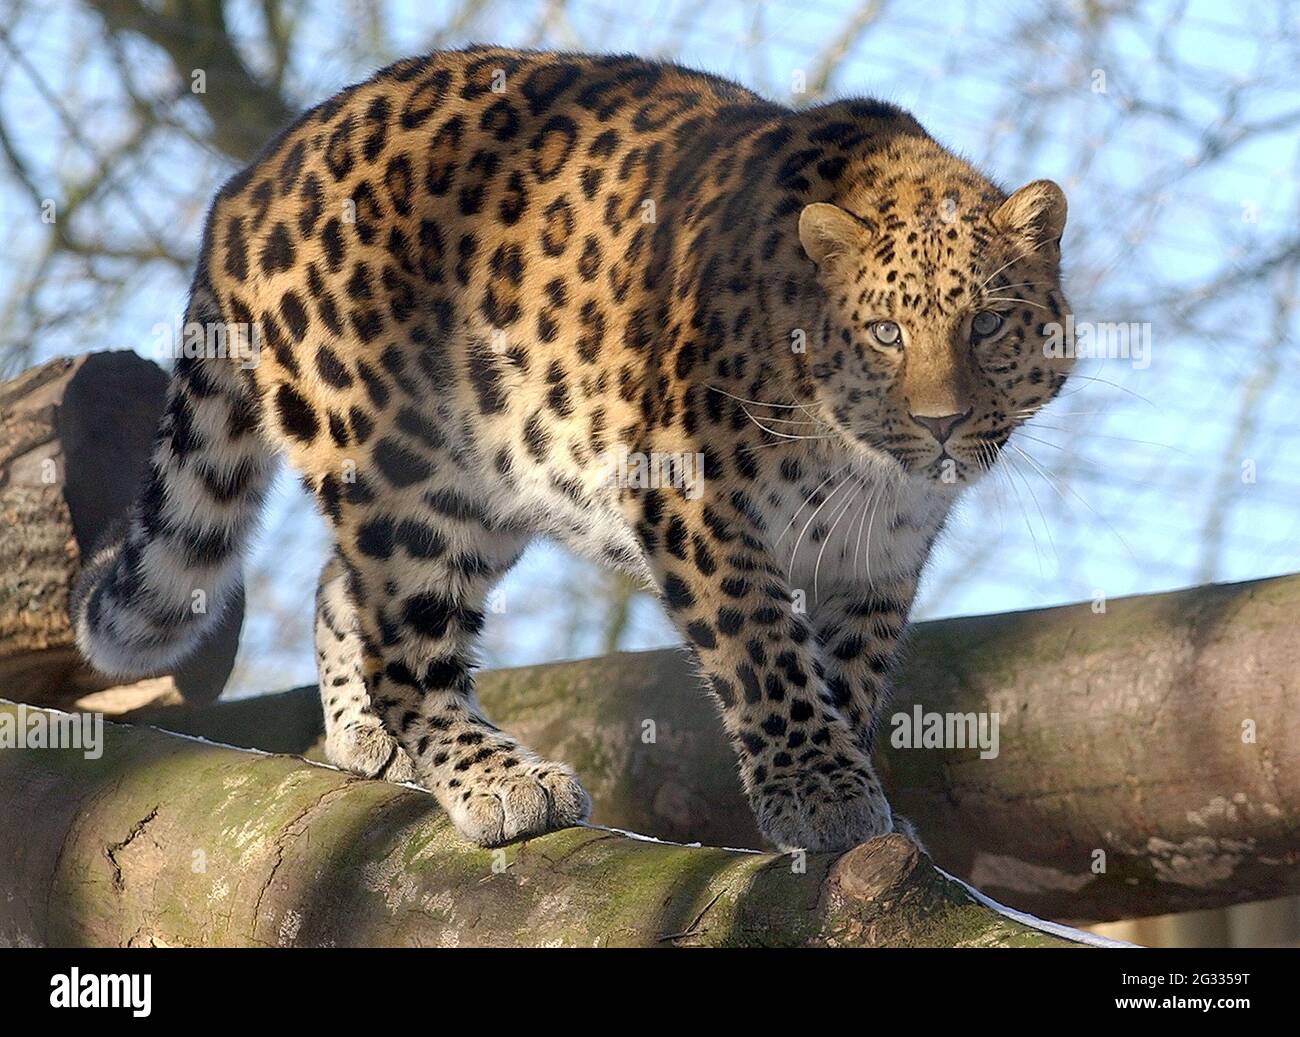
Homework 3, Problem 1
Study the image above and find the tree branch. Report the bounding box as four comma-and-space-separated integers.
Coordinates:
0, 702, 1088, 947
84, 0, 294, 162
119, 573, 1300, 924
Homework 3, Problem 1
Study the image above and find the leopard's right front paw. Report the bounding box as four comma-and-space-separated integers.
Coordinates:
751, 770, 893, 853
443, 760, 592, 847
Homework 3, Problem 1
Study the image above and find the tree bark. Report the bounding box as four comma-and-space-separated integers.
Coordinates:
0, 353, 242, 708
123, 573, 1300, 923
85, 0, 294, 163
0, 700, 1088, 948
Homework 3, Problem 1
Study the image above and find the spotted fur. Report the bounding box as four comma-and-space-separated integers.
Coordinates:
73, 47, 1073, 851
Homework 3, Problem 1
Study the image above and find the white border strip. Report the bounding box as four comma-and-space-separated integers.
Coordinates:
939, 867, 1135, 947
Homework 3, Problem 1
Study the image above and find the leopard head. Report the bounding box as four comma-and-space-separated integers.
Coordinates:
797, 171, 1073, 487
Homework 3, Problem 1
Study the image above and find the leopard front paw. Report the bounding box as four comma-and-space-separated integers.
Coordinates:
441, 759, 592, 847
325, 720, 417, 784
751, 770, 893, 853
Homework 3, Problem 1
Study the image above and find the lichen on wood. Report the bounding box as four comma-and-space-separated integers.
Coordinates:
0, 701, 1083, 948
118, 573, 1300, 924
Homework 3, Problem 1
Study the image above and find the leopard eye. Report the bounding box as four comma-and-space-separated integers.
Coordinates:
971, 310, 1004, 338
869, 321, 902, 348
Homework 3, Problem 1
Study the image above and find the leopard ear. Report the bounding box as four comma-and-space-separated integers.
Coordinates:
798, 203, 875, 267
992, 179, 1067, 249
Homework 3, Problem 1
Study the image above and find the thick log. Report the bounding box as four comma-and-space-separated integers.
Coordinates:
0, 701, 1090, 948
125, 573, 1300, 923
0, 353, 242, 708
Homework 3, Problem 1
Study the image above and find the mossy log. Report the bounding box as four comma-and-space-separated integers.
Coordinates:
0, 702, 1090, 947
123, 573, 1300, 923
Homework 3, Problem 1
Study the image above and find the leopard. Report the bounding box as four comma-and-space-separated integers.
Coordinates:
72, 46, 1073, 853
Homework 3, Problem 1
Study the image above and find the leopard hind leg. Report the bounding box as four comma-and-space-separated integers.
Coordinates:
314, 551, 416, 783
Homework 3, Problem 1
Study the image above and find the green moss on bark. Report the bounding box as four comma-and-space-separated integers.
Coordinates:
0, 702, 1083, 947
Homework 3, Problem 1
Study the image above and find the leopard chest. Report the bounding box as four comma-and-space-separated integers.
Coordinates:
759, 458, 950, 596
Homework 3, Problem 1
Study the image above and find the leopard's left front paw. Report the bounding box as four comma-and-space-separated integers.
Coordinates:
751, 771, 893, 853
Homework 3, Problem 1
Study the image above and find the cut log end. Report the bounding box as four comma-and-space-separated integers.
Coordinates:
0, 354, 243, 708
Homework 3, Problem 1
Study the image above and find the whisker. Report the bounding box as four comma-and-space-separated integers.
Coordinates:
862, 475, 897, 587
1008, 431, 1067, 452
981, 444, 1011, 533
1012, 410, 1111, 418
852, 477, 885, 580
788, 469, 858, 582
1057, 373, 1158, 408
738, 402, 834, 443
1006, 451, 1060, 570
1022, 422, 1185, 454
744, 413, 833, 442
707, 385, 819, 413
775, 463, 853, 544
1007, 443, 1138, 562
744, 412, 825, 426
984, 280, 1051, 292
994, 450, 1050, 575
979, 239, 1050, 291
814, 474, 868, 600
749, 435, 837, 449
983, 296, 1048, 310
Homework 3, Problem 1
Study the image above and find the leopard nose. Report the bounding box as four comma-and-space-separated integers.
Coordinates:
910, 409, 971, 444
